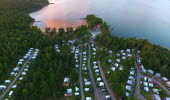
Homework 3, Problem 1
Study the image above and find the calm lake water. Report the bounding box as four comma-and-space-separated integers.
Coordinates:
29, 0, 170, 49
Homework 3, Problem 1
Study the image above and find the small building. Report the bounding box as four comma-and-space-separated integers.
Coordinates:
115, 63, 119, 67
119, 66, 124, 70
126, 92, 130, 97
74, 92, 79, 96
24, 69, 28, 71
5, 80, 11, 84
95, 69, 99, 73
9, 91, 13, 97
149, 83, 153, 87
129, 76, 134, 80
67, 88, 72, 94
126, 49, 131, 53
155, 73, 161, 78
97, 77, 102, 82
19, 77, 23, 81
18, 61, 23, 65
64, 77, 70, 86
116, 59, 120, 63
122, 53, 126, 56
23, 56, 28, 59
92, 48, 96, 51
85, 82, 91, 86
108, 59, 112, 63
144, 77, 147, 81
86, 97, 92, 100
99, 82, 104, 87
166, 81, 170, 87
11, 85, 17, 89
21, 72, 27, 75
152, 89, 159, 94
75, 51, 79, 54
91, 44, 94, 47
109, 51, 113, 55
147, 70, 154, 75
120, 50, 124, 53
10, 72, 15, 76
116, 54, 120, 57
93, 52, 96, 55
127, 54, 132, 58
130, 71, 135, 75
64, 88, 73, 96
143, 82, 148, 87
93, 66, 98, 69
75, 65, 79, 68
83, 58, 87, 61
148, 78, 152, 83
153, 94, 161, 100
165, 97, 170, 100
13, 68, 19, 72
137, 51, 141, 53
125, 85, 131, 91
75, 87, 79, 92
84, 78, 88, 82
144, 87, 149, 92
84, 88, 90, 92
0, 85, 6, 91
32, 56, 36, 59
19, 59, 24, 62
93, 61, 97, 65
83, 52, 87, 55
127, 80, 133, 85
162, 77, 168, 82
122, 57, 126, 60
105, 95, 111, 99
111, 67, 116, 71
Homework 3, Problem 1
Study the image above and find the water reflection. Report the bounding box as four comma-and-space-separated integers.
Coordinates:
30, 0, 170, 49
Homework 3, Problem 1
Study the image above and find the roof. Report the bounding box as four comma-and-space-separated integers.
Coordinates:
97, 77, 102, 81
165, 97, 170, 100
144, 87, 149, 92
67, 88, 72, 94
85, 82, 91, 86
153, 94, 161, 100
127, 80, 133, 85
84, 88, 90, 91
126, 92, 130, 97
111, 67, 116, 71
105, 95, 111, 98
143, 82, 148, 86
74, 92, 79, 96
86, 97, 92, 100
148, 70, 154, 74
129, 76, 134, 80
99, 82, 104, 86
75, 87, 79, 92
64, 77, 70, 83
125, 85, 131, 91
162, 77, 168, 81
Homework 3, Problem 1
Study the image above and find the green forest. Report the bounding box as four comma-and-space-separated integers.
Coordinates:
0, 0, 50, 83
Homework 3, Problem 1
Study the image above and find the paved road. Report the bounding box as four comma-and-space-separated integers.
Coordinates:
135, 55, 147, 100
87, 44, 106, 100
142, 75, 170, 96
79, 46, 85, 100
0, 54, 33, 100
98, 60, 116, 100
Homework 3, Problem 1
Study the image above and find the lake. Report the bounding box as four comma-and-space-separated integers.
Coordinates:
29, 0, 170, 49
